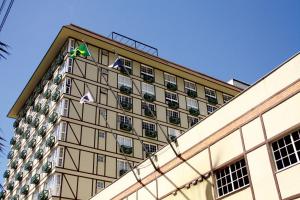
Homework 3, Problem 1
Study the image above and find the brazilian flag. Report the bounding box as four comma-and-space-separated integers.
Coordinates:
70, 44, 91, 58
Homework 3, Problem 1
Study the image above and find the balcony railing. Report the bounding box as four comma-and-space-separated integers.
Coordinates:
169, 116, 180, 125
6, 182, 14, 191
187, 89, 197, 98
42, 161, 52, 174
145, 129, 157, 138
46, 135, 55, 148
43, 89, 51, 99
28, 138, 36, 149
48, 112, 58, 124
120, 101, 132, 111
33, 103, 42, 112
120, 85, 132, 95
20, 185, 29, 196
30, 174, 40, 185
10, 137, 16, 145
120, 122, 132, 132
38, 126, 47, 137
3, 170, 10, 179
206, 96, 218, 105
15, 172, 23, 181
38, 190, 49, 200
19, 150, 27, 160
168, 101, 179, 109
144, 93, 155, 102
41, 104, 50, 115
119, 169, 128, 177
189, 108, 200, 116
120, 145, 133, 154
51, 90, 60, 102
34, 149, 44, 160
53, 74, 62, 85
24, 161, 33, 172
143, 74, 155, 83
144, 108, 156, 118
166, 82, 177, 91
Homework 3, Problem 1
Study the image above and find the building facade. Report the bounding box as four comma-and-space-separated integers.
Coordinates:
1, 25, 241, 200
90, 52, 300, 200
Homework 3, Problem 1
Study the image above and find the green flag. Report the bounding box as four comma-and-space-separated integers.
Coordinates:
70, 44, 91, 58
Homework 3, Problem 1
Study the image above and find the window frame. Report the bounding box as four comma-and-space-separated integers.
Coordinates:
205, 87, 217, 99
142, 82, 155, 95
141, 64, 154, 77
164, 73, 176, 85
118, 74, 132, 88
223, 93, 233, 104
184, 80, 196, 92
165, 91, 178, 103
186, 98, 198, 109
207, 104, 217, 114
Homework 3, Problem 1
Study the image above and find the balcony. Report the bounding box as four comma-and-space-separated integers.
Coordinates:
189, 108, 200, 116
46, 135, 55, 148
120, 145, 133, 154
120, 85, 132, 95
0, 191, 6, 199
28, 138, 36, 149
120, 122, 132, 132
119, 66, 132, 75
145, 129, 157, 138
33, 103, 42, 112
144, 108, 156, 118
30, 174, 40, 185
169, 116, 180, 125
187, 89, 197, 98
166, 82, 177, 91
38, 126, 47, 137
206, 96, 218, 105
41, 104, 49, 115
6, 182, 14, 191
19, 150, 27, 160
3, 170, 10, 179
143, 74, 155, 83
169, 135, 177, 142
13, 119, 20, 128
20, 185, 29, 196
24, 161, 33, 172
38, 190, 49, 200
51, 90, 60, 102
48, 112, 58, 124
34, 149, 44, 160
15, 127, 24, 135
144, 93, 155, 102
15, 172, 23, 181
7, 151, 14, 160
35, 84, 43, 95
119, 169, 128, 177
22, 130, 30, 140
43, 89, 51, 99
26, 115, 33, 124
31, 117, 40, 128
168, 101, 179, 109
53, 74, 62, 85
120, 101, 132, 111
10, 137, 16, 145
42, 161, 52, 174
14, 141, 21, 151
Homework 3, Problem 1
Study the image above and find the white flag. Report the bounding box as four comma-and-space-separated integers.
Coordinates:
80, 91, 95, 104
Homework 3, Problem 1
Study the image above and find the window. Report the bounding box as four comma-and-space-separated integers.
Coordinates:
186, 98, 198, 109
120, 57, 132, 69
164, 73, 176, 85
46, 174, 62, 196
67, 38, 75, 52
119, 95, 132, 105
165, 91, 178, 103
97, 155, 104, 162
168, 128, 180, 138
118, 75, 132, 88
63, 58, 73, 73
142, 122, 156, 131
118, 115, 132, 124
117, 135, 132, 147
167, 110, 179, 119
184, 80, 196, 92
98, 131, 105, 138
60, 99, 69, 116
223, 94, 233, 104
101, 49, 108, 66
117, 160, 130, 172
188, 116, 199, 128
101, 68, 108, 84
65, 78, 71, 94
99, 108, 107, 120
205, 87, 216, 98
142, 102, 155, 112
207, 104, 217, 114
56, 122, 67, 141
96, 180, 105, 190
272, 130, 300, 171
142, 83, 154, 95
55, 147, 64, 167
141, 65, 154, 77
215, 159, 249, 197
144, 143, 157, 154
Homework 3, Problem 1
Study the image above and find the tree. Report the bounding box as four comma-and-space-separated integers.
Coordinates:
0, 41, 9, 59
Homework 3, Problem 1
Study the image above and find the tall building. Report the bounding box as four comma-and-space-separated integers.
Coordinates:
1, 24, 241, 200
90, 52, 300, 200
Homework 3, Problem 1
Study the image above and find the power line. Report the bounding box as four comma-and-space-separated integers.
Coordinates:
0, 0, 15, 32
0, 0, 7, 15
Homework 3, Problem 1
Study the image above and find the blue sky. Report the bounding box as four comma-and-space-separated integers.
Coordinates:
0, 0, 299, 183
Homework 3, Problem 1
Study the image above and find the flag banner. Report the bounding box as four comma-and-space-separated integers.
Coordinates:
108, 57, 122, 69
80, 91, 95, 104
70, 44, 91, 59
